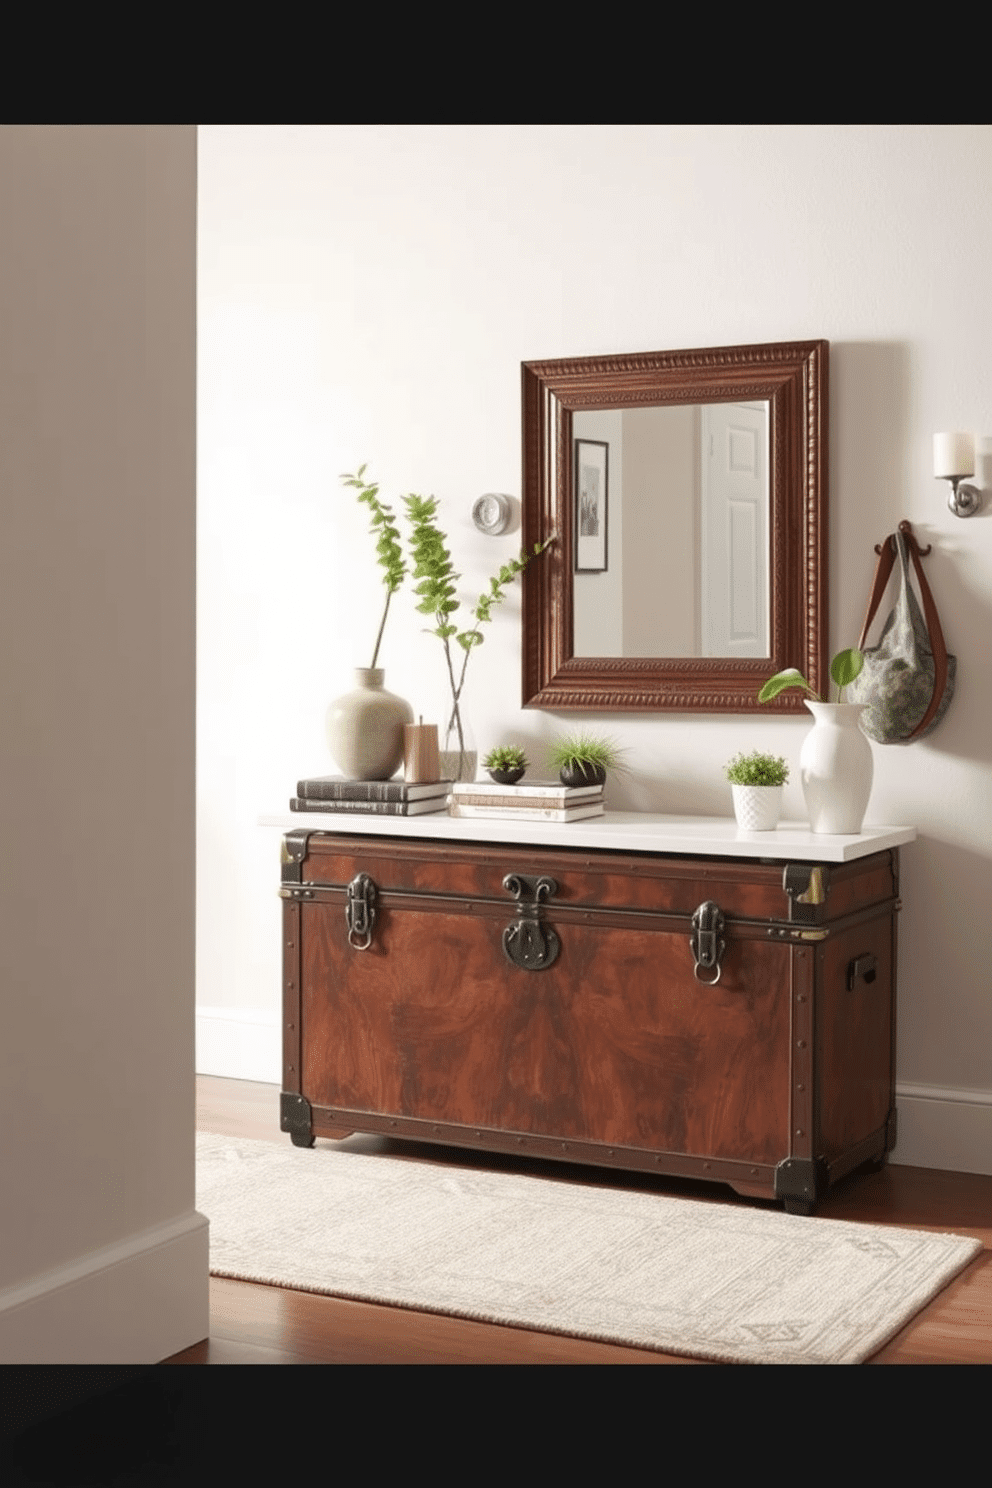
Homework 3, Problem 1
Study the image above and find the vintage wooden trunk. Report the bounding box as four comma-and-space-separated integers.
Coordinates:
279, 826, 901, 1213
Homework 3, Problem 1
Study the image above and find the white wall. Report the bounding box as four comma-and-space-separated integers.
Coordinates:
0, 127, 205, 1361
197, 126, 992, 1172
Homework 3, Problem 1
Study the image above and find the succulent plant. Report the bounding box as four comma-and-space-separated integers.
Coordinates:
483, 744, 530, 771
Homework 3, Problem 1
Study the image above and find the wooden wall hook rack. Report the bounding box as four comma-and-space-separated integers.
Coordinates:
874, 519, 932, 558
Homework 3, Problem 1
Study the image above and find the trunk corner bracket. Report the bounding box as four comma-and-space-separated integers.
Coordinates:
784, 863, 828, 923
280, 830, 311, 884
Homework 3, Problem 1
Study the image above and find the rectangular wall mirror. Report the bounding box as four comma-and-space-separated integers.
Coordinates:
521, 340, 828, 713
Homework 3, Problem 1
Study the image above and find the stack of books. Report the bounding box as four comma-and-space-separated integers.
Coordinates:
448, 779, 605, 823
290, 775, 453, 817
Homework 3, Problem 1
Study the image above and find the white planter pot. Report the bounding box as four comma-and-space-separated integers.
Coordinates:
800, 701, 874, 834
325, 668, 414, 781
731, 784, 783, 832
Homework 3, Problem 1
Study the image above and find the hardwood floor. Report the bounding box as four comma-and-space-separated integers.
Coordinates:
169, 1074, 992, 1365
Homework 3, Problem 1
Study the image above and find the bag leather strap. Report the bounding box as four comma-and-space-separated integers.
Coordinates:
857, 523, 949, 740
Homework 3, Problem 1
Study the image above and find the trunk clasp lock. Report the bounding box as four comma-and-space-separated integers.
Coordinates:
346, 873, 377, 950
691, 900, 726, 984
502, 874, 560, 971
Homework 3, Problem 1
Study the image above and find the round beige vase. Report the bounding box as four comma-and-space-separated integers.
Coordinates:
325, 668, 414, 781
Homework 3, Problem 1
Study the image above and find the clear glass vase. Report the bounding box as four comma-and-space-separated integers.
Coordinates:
438, 695, 477, 783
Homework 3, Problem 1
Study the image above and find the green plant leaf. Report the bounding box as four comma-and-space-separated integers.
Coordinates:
342, 466, 410, 667
757, 668, 817, 703
831, 648, 864, 689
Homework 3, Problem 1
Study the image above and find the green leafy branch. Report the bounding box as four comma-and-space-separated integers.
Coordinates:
341, 465, 407, 669
402, 492, 553, 752
403, 494, 463, 736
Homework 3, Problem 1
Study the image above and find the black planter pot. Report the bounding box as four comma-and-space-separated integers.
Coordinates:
488, 766, 526, 786
558, 761, 607, 788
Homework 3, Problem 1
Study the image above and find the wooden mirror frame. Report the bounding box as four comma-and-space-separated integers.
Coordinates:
521, 339, 828, 714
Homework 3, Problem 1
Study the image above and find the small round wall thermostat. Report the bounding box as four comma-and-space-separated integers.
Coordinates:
472, 493, 512, 535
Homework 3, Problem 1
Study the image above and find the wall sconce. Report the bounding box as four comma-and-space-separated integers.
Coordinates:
933, 432, 986, 517
471, 493, 513, 535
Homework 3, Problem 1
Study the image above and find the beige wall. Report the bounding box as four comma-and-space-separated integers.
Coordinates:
0, 126, 204, 1360
197, 126, 992, 1173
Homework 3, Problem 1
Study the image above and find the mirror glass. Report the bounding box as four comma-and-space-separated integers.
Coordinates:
572, 402, 769, 659
521, 341, 827, 715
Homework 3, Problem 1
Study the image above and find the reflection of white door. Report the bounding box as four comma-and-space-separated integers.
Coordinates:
700, 403, 768, 657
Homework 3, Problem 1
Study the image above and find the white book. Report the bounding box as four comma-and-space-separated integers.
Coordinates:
451, 779, 603, 801
449, 791, 603, 811
448, 802, 605, 823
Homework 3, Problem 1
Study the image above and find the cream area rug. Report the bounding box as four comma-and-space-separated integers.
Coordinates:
195, 1131, 981, 1365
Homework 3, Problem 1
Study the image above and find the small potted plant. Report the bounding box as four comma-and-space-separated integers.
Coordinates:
724, 750, 790, 831
547, 732, 625, 788
483, 744, 529, 786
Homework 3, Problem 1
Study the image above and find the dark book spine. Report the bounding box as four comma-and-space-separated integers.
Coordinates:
296, 779, 408, 802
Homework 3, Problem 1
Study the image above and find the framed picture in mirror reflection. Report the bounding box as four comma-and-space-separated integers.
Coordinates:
575, 439, 608, 573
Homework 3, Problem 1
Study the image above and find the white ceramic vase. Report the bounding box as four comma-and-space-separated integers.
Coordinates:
800, 701, 874, 834
731, 784, 783, 832
325, 668, 414, 781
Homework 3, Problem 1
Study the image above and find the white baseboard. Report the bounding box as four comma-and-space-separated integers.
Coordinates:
0, 1210, 209, 1364
891, 1083, 992, 1176
196, 1005, 281, 1084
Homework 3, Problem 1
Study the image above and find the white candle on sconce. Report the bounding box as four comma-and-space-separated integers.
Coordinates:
933, 432, 974, 479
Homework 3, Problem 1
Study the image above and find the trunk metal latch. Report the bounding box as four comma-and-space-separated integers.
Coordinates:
345, 873, 377, 950
502, 874, 560, 971
691, 900, 726, 984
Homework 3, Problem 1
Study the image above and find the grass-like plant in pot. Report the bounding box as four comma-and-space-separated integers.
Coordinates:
724, 750, 790, 832
547, 732, 625, 788
482, 744, 529, 786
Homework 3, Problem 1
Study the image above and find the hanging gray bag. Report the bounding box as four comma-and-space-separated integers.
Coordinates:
847, 523, 955, 744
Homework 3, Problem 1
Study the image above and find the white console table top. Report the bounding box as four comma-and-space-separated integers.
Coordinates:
260, 810, 916, 864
